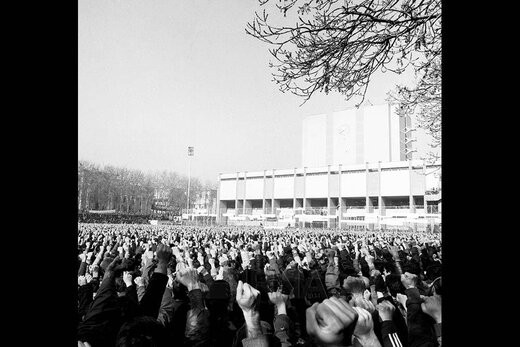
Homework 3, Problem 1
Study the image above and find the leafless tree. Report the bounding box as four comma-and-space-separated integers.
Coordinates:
246, 0, 441, 150
77, 161, 208, 215
389, 54, 440, 162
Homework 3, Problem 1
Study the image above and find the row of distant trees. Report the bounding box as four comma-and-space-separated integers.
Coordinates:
78, 160, 214, 215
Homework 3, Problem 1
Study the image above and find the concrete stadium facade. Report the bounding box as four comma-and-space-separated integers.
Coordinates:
217, 159, 441, 230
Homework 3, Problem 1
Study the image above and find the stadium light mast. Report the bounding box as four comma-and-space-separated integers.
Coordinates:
187, 146, 194, 213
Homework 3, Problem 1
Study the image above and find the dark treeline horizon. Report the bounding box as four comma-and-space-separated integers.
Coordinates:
78, 159, 216, 214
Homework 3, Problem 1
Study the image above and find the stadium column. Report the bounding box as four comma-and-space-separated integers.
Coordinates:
217, 173, 221, 224
303, 167, 307, 209
293, 168, 296, 212
408, 160, 417, 232
271, 169, 275, 215
408, 160, 415, 213
243, 171, 247, 216
338, 164, 342, 230
262, 170, 266, 214
327, 165, 331, 229
378, 161, 384, 231
365, 162, 370, 213
235, 172, 239, 217
423, 160, 427, 214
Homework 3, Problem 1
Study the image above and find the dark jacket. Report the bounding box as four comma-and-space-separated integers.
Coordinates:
77, 271, 168, 347
78, 283, 94, 321
184, 288, 211, 347
381, 320, 406, 347
404, 288, 438, 347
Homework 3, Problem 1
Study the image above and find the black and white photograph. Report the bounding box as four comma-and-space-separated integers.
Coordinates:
78, 1, 442, 346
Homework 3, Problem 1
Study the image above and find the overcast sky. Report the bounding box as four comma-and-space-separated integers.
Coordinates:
79, 0, 430, 184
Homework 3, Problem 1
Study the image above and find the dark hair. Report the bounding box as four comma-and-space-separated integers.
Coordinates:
374, 274, 386, 293
116, 316, 166, 347
425, 264, 442, 282
385, 274, 406, 297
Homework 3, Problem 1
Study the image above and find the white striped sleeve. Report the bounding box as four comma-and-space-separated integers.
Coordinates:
388, 333, 403, 347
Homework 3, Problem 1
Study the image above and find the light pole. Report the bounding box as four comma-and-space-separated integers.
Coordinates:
187, 146, 194, 219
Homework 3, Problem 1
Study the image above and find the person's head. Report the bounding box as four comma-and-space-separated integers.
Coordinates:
385, 274, 406, 297
116, 316, 166, 347
343, 276, 367, 294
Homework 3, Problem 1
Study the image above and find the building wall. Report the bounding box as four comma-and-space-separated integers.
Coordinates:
220, 180, 236, 200
218, 161, 440, 212
332, 109, 358, 165
425, 166, 441, 190
245, 177, 264, 200
389, 104, 402, 161
329, 173, 340, 197
274, 176, 294, 199
340, 171, 366, 197
264, 177, 274, 200
364, 104, 391, 163
302, 114, 327, 167
294, 175, 305, 198
380, 169, 410, 196
236, 179, 245, 201
410, 168, 426, 196
306, 174, 329, 198
303, 103, 405, 167
366, 171, 380, 197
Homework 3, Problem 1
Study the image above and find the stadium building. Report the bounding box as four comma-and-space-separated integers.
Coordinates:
302, 103, 415, 167
216, 103, 441, 231
216, 159, 441, 230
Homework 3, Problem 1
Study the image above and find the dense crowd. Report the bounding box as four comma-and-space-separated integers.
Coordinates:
78, 213, 154, 224
77, 224, 442, 347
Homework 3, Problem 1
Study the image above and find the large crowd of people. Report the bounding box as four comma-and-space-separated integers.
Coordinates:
77, 223, 442, 347
78, 213, 155, 224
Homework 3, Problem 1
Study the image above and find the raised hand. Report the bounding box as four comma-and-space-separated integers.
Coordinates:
387, 245, 400, 259
352, 307, 381, 346
106, 255, 125, 273
78, 275, 87, 286
352, 306, 374, 337
122, 271, 133, 287
218, 254, 228, 265
236, 280, 260, 314
171, 246, 183, 260
376, 300, 395, 321
176, 268, 200, 291
156, 244, 172, 264
264, 263, 276, 277
363, 289, 371, 301
400, 272, 418, 289
134, 276, 145, 288
208, 257, 215, 268
197, 252, 205, 266
268, 289, 289, 315
421, 294, 441, 323
351, 294, 376, 314
306, 296, 358, 347
166, 273, 175, 289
